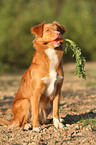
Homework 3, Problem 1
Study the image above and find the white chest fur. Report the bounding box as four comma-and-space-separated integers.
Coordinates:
41, 48, 63, 98
45, 48, 58, 77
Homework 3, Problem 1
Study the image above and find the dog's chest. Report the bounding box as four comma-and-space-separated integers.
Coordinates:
45, 48, 58, 77
41, 48, 63, 97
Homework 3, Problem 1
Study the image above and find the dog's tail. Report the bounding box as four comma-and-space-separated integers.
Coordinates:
0, 118, 12, 126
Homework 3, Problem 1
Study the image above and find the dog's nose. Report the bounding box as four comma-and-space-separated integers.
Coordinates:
56, 31, 60, 37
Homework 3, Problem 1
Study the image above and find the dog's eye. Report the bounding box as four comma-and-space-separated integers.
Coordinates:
46, 29, 49, 32
57, 27, 60, 31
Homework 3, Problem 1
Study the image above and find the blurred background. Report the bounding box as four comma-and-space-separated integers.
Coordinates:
0, 0, 96, 73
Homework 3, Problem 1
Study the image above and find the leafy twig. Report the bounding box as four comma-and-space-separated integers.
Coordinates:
64, 39, 86, 80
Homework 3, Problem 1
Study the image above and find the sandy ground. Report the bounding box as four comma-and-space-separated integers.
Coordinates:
0, 62, 96, 145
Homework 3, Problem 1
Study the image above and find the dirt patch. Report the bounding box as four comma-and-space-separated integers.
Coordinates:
0, 62, 96, 145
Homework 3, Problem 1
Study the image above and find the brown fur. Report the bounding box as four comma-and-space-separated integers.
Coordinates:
0, 21, 66, 130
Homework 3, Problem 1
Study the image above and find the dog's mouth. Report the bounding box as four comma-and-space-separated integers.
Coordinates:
43, 38, 64, 45
52, 38, 64, 44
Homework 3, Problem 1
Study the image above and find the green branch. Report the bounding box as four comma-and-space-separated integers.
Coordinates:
64, 39, 86, 80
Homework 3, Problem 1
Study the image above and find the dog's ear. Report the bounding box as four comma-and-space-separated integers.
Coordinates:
53, 21, 66, 35
31, 22, 45, 37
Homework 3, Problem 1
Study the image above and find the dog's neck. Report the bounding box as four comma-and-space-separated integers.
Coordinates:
33, 38, 64, 68
33, 39, 49, 51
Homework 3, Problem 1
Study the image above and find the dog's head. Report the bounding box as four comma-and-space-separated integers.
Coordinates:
31, 21, 66, 51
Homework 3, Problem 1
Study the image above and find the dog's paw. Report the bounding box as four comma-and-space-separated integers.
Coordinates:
60, 118, 64, 123
33, 127, 42, 132
53, 117, 65, 129
24, 124, 32, 130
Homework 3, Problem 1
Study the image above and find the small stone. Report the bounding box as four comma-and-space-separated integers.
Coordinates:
75, 124, 80, 130
66, 124, 70, 127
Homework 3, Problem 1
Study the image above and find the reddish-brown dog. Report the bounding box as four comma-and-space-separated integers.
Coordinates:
0, 21, 66, 132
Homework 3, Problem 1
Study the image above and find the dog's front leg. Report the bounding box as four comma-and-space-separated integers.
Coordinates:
53, 93, 64, 129
31, 89, 41, 132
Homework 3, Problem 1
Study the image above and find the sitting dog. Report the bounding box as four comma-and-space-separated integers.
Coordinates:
0, 21, 66, 132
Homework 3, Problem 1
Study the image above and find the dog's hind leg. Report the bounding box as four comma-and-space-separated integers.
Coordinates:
11, 99, 31, 129
39, 96, 52, 124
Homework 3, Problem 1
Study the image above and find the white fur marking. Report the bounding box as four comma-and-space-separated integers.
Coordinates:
24, 124, 31, 130
53, 117, 64, 128
41, 48, 58, 97
45, 48, 58, 77
33, 127, 41, 132
60, 118, 64, 123
54, 43, 60, 47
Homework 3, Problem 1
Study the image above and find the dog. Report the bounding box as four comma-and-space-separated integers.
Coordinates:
0, 21, 66, 132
